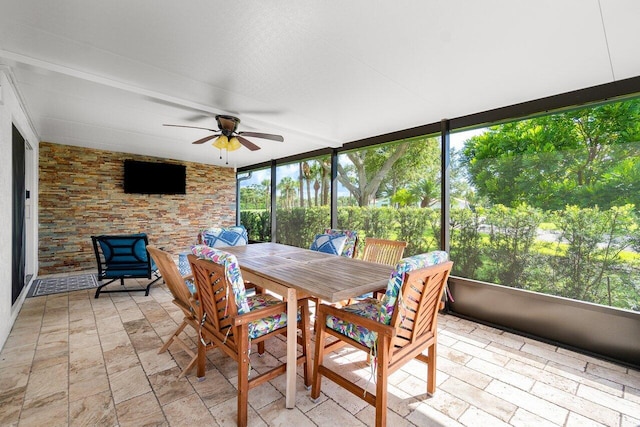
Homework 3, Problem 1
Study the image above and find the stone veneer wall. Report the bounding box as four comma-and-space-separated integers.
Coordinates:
38, 142, 236, 274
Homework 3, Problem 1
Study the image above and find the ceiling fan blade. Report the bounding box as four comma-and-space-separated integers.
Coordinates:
237, 136, 261, 151
192, 134, 219, 144
238, 131, 284, 142
163, 124, 218, 132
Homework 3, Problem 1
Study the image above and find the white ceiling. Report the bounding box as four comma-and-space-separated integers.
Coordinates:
1, 0, 639, 168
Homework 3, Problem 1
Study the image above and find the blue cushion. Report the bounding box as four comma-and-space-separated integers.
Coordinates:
201, 226, 248, 248
96, 233, 156, 278
324, 229, 358, 258
310, 233, 348, 255
104, 267, 149, 278
98, 233, 149, 262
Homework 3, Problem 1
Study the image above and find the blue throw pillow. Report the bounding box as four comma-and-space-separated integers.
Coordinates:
310, 233, 348, 255
202, 226, 248, 247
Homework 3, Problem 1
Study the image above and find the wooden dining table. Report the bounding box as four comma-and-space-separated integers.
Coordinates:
223, 242, 395, 409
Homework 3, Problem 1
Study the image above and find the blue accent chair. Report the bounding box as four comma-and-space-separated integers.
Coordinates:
91, 233, 162, 298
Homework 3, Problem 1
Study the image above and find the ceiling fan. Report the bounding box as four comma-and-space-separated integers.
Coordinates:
163, 114, 284, 152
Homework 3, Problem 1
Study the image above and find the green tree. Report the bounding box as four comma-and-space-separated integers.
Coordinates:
390, 188, 417, 207
336, 135, 440, 207
484, 204, 542, 288
410, 177, 439, 208
461, 98, 640, 210
277, 177, 297, 209
450, 207, 484, 278
549, 205, 639, 306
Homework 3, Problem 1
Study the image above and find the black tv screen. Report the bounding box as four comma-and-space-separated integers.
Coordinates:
124, 160, 186, 194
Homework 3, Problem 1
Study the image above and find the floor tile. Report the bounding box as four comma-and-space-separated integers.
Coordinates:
115, 391, 167, 427
0, 277, 638, 426
440, 377, 517, 422
68, 390, 117, 427
148, 367, 196, 406
109, 365, 152, 404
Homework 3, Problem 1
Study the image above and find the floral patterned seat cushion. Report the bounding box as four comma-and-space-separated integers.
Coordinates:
325, 298, 382, 349
325, 251, 449, 349
191, 244, 293, 340
245, 294, 292, 339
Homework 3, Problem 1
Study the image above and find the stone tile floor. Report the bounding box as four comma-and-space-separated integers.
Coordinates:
1, 275, 639, 426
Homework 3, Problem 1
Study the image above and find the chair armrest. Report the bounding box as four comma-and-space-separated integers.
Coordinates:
317, 303, 395, 338
233, 301, 288, 326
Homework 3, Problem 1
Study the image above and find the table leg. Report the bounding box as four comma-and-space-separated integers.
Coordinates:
286, 287, 297, 408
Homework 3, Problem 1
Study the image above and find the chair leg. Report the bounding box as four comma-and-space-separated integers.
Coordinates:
426, 342, 437, 395
94, 278, 117, 298
178, 352, 198, 379
196, 338, 207, 381
144, 274, 163, 296
237, 327, 249, 427
310, 315, 327, 400
375, 335, 391, 427
299, 299, 312, 388
158, 320, 195, 358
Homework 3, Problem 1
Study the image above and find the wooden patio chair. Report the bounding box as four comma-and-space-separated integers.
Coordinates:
147, 246, 206, 378
308, 228, 359, 308
311, 252, 452, 427
361, 237, 407, 266
360, 237, 407, 300
188, 247, 312, 427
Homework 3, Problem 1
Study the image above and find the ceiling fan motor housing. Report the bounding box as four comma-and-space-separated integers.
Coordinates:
216, 115, 240, 135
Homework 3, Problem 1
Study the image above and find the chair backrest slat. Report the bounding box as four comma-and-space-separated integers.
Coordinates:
147, 246, 194, 313
378, 250, 449, 325
191, 245, 250, 314
361, 238, 407, 266
188, 254, 239, 347
390, 261, 453, 352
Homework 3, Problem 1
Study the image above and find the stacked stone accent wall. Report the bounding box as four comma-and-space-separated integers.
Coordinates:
38, 142, 236, 274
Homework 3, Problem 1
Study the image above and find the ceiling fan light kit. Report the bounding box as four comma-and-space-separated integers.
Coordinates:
163, 114, 283, 165
212, 135, 241, 152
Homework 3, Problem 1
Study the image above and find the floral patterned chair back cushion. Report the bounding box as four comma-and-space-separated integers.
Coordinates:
191, 244, 250, 314
378, 250, 449, 324
324, 250, 449, 350
323, 228, 358, 258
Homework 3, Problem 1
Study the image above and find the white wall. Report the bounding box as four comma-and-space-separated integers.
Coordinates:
0, 68, 39, 351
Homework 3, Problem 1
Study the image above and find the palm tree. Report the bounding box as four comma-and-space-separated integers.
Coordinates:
310, 161, 323, 206
302, 161, 312, 208
260, 179, 271, 210
298, 163, 304, 207
277, 177, 297, 209
410, 178, 439, 208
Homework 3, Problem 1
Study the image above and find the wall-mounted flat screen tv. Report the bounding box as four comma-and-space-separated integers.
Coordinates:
124, 160, 186, 194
